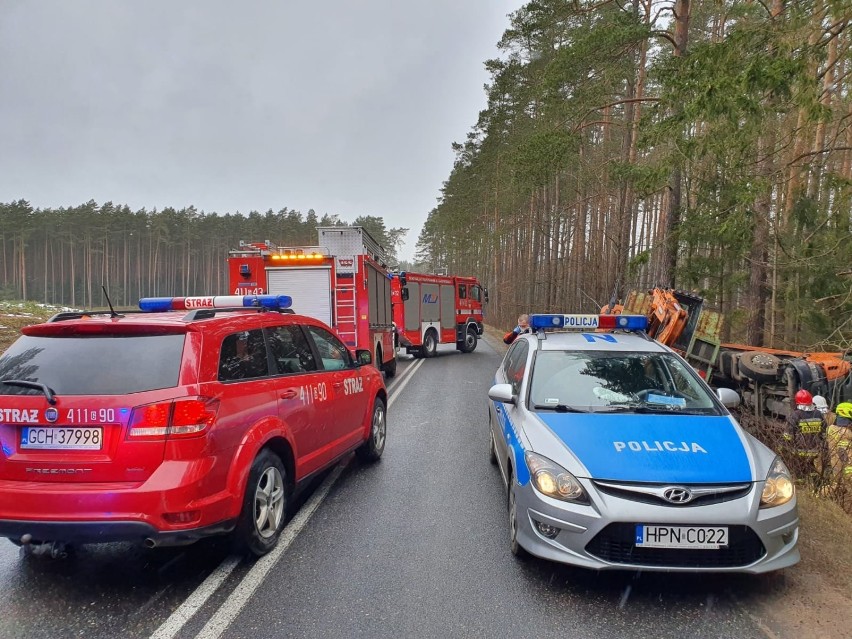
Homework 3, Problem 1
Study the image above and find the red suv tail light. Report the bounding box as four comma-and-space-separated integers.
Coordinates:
128, 398, 220, 439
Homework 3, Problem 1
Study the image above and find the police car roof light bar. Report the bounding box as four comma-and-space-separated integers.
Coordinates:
139, 295, 293, 312
529, 313, 648, 332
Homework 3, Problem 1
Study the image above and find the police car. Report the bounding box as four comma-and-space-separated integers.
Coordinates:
0, 295, 387, 556
487, 313, 799, 573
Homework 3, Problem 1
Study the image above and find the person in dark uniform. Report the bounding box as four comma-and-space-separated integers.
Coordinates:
784, 389, 828, 487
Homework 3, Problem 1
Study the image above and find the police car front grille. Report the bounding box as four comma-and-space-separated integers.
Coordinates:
592, 481, 752, 507
586, 524, 765, 568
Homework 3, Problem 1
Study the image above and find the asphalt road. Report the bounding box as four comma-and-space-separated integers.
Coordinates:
0, 334, 788, 639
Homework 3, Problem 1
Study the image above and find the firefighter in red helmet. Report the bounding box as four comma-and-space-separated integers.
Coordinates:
784, 389, 828, 486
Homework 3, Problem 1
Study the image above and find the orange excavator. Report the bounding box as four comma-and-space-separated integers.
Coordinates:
605, 288, 852, 417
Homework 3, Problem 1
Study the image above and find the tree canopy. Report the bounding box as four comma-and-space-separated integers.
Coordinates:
417, 0, 852, 351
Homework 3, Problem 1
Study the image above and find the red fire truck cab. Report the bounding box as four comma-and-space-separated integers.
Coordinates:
390, 271, 488, 358
228, 226, 397, 377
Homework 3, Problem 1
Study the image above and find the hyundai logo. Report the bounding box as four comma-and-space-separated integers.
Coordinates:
662, 487, 694, 504
44, 407, 59, 423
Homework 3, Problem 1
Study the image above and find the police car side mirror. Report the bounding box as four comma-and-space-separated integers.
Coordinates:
488, 383, 515, 405
401, 287, 409, 302
717, 387, 740, 408
355, 349, 372, 366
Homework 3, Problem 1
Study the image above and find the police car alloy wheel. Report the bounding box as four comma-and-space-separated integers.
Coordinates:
508, 483, 527, 558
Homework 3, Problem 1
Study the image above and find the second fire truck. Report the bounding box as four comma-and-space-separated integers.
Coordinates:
390, 271, 488, 358
227, 226, 397, 377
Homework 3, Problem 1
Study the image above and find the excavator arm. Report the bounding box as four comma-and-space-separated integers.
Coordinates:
646, 288, 689, 347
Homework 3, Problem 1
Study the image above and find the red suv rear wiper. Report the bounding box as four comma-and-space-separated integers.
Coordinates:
2, 379, 58, 405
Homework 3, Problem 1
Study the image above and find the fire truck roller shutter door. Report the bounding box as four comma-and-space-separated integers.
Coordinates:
366, 263, 392, 326
440, 284, 454, 329
421, 284, 440, 323
267, 268, 332, 327
404, 282, 420, 332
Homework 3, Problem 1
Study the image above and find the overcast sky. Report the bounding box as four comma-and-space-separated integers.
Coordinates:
0, 0, 523, 261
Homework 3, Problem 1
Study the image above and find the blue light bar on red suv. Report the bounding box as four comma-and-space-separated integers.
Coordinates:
139, 295, 293, 312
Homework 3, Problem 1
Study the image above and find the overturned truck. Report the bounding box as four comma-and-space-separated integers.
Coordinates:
612, 288, 852, 418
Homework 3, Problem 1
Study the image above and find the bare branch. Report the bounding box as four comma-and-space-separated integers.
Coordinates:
753, 0, 772, 17
650, 29, 678, 48
572, 119, 623, 133
787, 146, 852, 167
576, 97, 661, 128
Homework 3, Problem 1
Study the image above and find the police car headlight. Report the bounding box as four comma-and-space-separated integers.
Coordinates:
760, 457, 795, 508
525, 451, 589, 504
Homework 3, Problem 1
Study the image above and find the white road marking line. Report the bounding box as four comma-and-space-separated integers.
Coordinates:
388, 357, 424, 410
149, 357, 420, 639
194, 464, 345, 639
149, 555, 241, 639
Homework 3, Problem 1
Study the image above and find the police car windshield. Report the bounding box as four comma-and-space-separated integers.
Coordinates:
529, 350, 721, 415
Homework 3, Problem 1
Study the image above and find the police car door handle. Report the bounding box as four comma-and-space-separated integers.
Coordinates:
280, 389, 298, 399
495, 405, 502, 414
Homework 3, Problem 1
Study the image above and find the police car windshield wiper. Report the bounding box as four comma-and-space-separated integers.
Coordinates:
604, 402, 700, 414
533, 403, 589, 413
2, 379, 58, 405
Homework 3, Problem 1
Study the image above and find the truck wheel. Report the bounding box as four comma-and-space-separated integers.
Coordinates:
383, 354, 397, 378
234, 449, 288, 557
460, 327, 478, 353
739, 351, 783, 383
356, 397, 386, 462
422, 330, 438, 358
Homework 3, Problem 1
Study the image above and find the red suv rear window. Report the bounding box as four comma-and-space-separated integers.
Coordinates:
0, 334, 185, 395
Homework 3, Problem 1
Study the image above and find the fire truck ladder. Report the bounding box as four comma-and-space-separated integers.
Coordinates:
335, 282, 358, 348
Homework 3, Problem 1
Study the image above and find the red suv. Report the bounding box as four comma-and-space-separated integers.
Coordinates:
0, 295, 387, 556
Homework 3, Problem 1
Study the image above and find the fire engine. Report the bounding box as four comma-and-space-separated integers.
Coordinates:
390, 271, 488, 358
227, 226, 397, 377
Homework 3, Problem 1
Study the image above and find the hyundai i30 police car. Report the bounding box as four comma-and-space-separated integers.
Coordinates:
0, 295, 387, 556
487, 313, 799, 573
